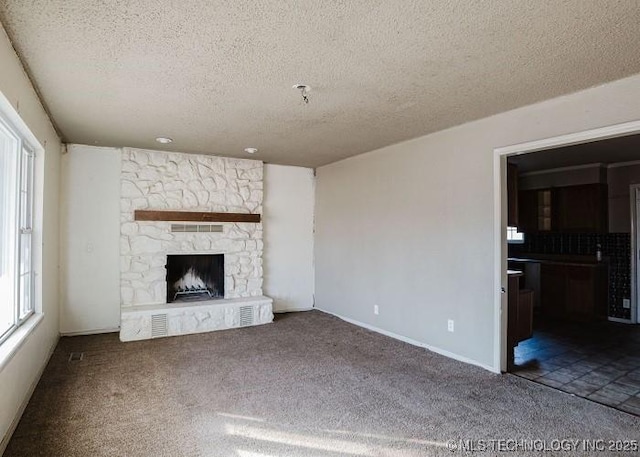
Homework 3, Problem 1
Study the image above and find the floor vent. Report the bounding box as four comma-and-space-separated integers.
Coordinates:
239, 306, 254, 327
68, 352, 84, 362
151, 314, 168, 338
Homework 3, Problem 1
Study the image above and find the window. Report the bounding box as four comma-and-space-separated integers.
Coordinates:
0, 117, 35, 345
507, 226, 524, 244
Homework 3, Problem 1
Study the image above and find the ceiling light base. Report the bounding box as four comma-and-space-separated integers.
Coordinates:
292, 84, 311, 104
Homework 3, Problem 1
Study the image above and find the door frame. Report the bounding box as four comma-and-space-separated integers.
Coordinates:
630, 184, 640, 324
493, 120, 640, 373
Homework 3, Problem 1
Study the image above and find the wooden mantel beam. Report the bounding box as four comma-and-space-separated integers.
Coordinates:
134, 210, 261, 223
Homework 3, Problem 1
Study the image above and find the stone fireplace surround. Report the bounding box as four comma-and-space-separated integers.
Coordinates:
119, 148, 273, 341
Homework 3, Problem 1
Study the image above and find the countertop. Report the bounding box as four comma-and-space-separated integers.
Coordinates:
508, 254, 606, 268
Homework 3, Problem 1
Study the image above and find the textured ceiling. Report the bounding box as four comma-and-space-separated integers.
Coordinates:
1, 1, 640, 167
510, 133, 640, 172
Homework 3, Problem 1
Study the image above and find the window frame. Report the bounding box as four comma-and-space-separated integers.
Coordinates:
506, 226, 525, 244
0, 115, 37, 346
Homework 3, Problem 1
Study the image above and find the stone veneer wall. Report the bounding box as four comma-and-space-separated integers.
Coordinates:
120, 148, 264, 307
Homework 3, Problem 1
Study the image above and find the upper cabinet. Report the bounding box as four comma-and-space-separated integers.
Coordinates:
518, 183, 608, 233
518, 188, 556, 233
556, 183, 608, 233
517, 189, 537, 232
507, 163, 518, 227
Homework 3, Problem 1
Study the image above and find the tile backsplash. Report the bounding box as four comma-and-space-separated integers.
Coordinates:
510, 233, 631, 320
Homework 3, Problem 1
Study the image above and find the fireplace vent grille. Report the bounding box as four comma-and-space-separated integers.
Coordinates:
171, 224, 223, 233
239, 306, 254, 327
151, 313, 168, 338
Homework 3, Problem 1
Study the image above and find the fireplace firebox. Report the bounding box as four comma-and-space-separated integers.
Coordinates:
166, 254, 224, 303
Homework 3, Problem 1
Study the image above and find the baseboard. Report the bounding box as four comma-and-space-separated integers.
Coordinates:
274, 307, 314, 313
0, 334, 59, 455
315, 307, 499, 374
60, 327, 120, 336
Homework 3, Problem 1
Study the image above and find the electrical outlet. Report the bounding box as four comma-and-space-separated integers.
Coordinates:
374, 305, 379, 315
447, 319, 454, 333
623, 299, 631, 309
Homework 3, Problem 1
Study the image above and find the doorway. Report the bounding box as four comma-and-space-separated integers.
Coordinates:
631, 184, 640, 324
494, 120, 640, 415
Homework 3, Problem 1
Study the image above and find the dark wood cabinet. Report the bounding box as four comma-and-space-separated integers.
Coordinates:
566, 265, 608, 321
540, 263, 608, 322
540, 263, 567, 319
518, 190, 538, 233
517, 289, 534, 342
507, 163, 518, 227
507, 272, 533, 370
518, 189, 555, 233
517, 183, 607, 233
565, 266, 593, 319
556, 184, 608, 233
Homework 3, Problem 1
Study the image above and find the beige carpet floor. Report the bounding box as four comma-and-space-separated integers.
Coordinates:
3, 310, 640, 457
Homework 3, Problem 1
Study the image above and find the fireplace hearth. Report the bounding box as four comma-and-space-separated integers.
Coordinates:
166, 254, 224, 303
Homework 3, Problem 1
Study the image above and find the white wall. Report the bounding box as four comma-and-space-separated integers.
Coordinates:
0, 23, 61, 451
60, 145, 121, 334
315, 73, 640, 371
263, 165, 315, 312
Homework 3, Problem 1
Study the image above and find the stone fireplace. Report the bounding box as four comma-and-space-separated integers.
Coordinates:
119, 148, 273, 342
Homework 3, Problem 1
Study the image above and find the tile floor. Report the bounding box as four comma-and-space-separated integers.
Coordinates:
513, 318, 640, 415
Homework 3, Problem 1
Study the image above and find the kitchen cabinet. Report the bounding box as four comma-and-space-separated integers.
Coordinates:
517, 183, 607, 233
540, 263, 566, 318
518, 190, 536, 233
507, 270, 534, 370
507, 163, 518, 227
517, 289, 534, 342
565, 265, 608, 321
556, 184, 608, 233
540, 262, 608, 322
518, 189, 555, 233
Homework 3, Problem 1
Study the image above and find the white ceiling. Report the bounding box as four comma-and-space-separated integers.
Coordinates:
1, 1, 640, 168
